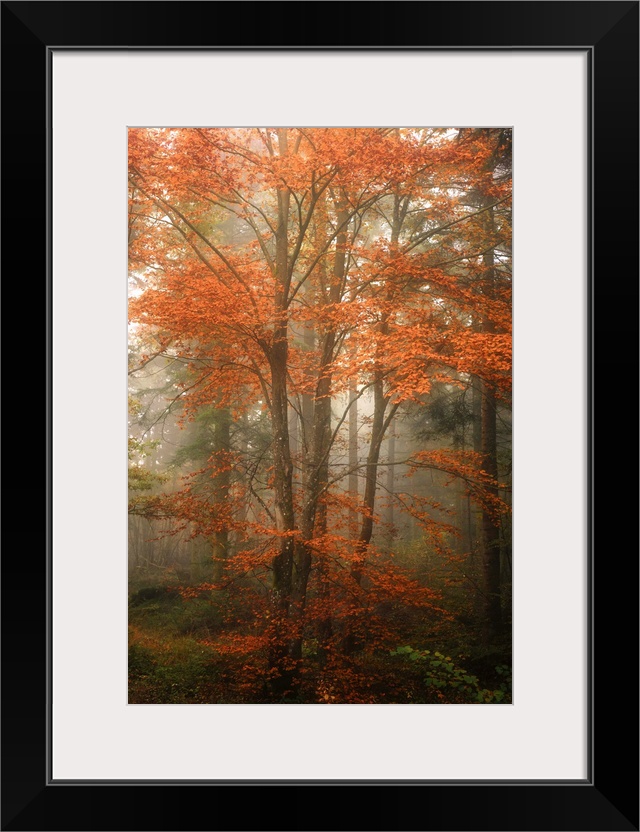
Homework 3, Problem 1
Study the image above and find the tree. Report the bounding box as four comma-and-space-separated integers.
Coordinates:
128, 127, 512, 701
450, 128, 512, 643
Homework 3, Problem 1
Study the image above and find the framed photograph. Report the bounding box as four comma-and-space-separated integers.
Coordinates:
3, 2, 637, 829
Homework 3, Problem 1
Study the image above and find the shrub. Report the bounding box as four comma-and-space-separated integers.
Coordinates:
391, 646, 511, 703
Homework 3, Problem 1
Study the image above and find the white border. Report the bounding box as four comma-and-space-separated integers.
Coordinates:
52, 51, 587, 781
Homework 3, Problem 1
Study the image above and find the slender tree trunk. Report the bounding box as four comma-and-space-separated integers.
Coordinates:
354, 375, 388, 580
479, 214, 502, 645
471, 374, 483, 453
479, 375, 501, 641
386, 424, 395, 534
269, 348, 297, 694
348, 379, 359, 532
301, 325, 315, 458
211, 406, 231, 583
268, 129, 297, 696
290, 202, 349, 662
352, 193, 405, 574
288, 400, 299, 465
233, 409, 249, 554
343, 193, 406, 653
470, 373, 482, 550
341, 375, 389, 654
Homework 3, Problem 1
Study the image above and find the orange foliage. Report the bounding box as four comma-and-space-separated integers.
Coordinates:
129, 127, 511, 700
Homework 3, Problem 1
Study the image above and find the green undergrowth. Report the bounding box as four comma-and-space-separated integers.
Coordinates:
391, 645, 512, 703
128, 583, 512, 704
129, 585, 226, 637
128, 585, 226, 703
128, 631, 222, 704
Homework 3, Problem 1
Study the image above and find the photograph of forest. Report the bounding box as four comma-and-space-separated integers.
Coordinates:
128, 127, 512, 704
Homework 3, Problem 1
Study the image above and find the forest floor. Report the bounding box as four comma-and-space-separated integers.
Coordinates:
128, 584, 511, 705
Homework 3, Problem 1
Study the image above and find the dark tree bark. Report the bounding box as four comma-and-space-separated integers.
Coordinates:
343, 192, 407, 652
290, 201, 349, 662
386, 424, 396, 533
211, 406, 231, 583
348, 379, 359, 529
268, 129, 297, 695
478, 210, 502, 645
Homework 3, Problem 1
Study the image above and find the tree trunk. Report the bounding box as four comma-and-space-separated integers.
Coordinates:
268, 129, 297, 696
470, 373, 482, 550
386, 423, 395, 535
354, 375, 388, 578
478, 213, 502, 645
211, 406, 231, 583
342, 373, 390, 654
343, 193, 405, 652
348, 379, 359, 532
290, 201, 349, 662
301, 325, 315, 458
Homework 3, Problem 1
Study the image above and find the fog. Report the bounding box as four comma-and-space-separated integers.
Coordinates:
128, 127, 512, 704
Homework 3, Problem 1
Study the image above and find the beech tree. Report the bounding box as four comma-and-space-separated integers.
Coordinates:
128, 127, 512, 700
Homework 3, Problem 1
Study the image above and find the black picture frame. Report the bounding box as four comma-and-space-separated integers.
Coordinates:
2, 2, 638, 830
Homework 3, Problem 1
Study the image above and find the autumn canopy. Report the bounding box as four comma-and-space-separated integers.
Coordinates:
128, 127, 512, 704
